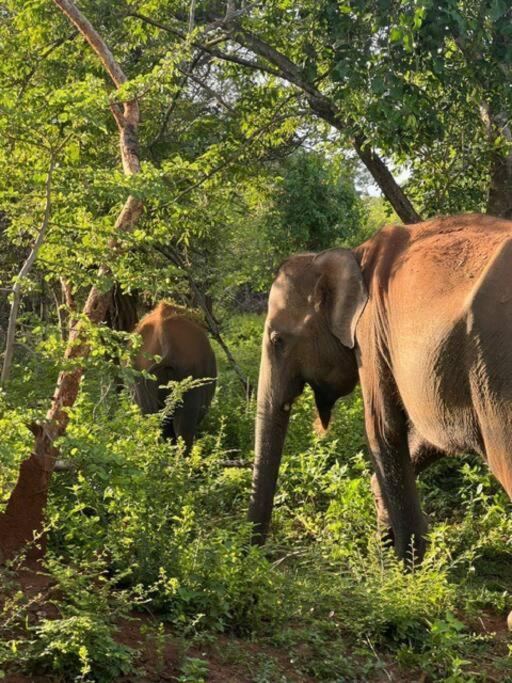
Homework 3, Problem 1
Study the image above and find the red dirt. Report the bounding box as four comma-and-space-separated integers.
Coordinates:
2, 566, 314, 682
472, 609, 510, 637
115, 615, 315, 682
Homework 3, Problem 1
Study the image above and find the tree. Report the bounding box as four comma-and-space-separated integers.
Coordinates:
3, 0, 510, 562
0, 0, 143, 561
0, 0, 301, 557
128, 0, 511, 218
128, 2, 421, 223
209, 148, 367, 303
265, 149, 367, 256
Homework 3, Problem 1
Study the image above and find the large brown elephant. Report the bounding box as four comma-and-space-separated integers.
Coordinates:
249, 213, 512, 571
133, 302, 217, 450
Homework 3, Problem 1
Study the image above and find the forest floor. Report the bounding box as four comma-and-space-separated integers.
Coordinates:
3, 561, 511, 683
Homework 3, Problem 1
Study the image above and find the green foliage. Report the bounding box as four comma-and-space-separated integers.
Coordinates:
264, 150, 367, 256
213, 149, 368, 301
161, 375, 216, 419
0, 555, 137, 682
178, 656, 209, 683
233, 0, 512, 215
20, 615, 135, 682
2, 318, 512, 680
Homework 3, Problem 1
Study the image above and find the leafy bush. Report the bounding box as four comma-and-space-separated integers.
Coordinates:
1, 316, 511, 680
21, 615, 134, 682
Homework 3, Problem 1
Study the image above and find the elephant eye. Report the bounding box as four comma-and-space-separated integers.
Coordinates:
270, 331, 283, 347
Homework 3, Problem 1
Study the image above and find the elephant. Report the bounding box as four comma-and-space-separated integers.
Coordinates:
133, 302, 217, 450
248, 213, 512, 572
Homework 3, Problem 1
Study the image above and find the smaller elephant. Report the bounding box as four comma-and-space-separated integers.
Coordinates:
133, 302, 217, 450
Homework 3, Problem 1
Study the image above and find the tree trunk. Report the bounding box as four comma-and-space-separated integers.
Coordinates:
0, 1, 143, 562
352, 136, 422, 224
487, 148, 512, 219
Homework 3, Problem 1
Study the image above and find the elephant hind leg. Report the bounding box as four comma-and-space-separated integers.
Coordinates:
490, 458, 512, 499
480, 431, 512, 499
371, 438, 446, 542
172, 393, 202, 453
478, 420, 512, 630
474, 408, 512, 498
161, 415, 176, 441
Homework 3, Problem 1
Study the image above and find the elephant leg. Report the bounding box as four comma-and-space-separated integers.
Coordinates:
133, 366, 161, 416
371, 435, 446, 542
477, 423, 512, 631
161, 414, 176, 441
172, 392, 202, 453
364, 402, 428, 562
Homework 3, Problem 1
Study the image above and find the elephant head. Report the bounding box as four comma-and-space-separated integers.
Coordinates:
248, 248, 368, 544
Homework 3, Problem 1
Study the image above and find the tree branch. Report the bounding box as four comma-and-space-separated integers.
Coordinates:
148, 92, 297, 214
149, 51, 205, 151
127, 8, 421, 222
229, 27, 422, 223
15, 32, 77, 100
176, 64, 235, 112
53, 0, 127, 87
134, 10, 421, 223
451, 25, 512, 218
0, 0, 145, 564
0, 153, 57, 386
155, 245, 253, 396
126, 11, 282, 78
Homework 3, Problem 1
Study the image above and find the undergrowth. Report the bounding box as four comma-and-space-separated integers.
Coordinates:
0, 314, 511, 681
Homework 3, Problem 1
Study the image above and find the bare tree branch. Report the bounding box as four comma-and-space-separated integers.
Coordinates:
1, 153, 57, 386
53, 0, 127, 87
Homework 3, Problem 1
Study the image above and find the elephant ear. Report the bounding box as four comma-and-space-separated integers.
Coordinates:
313, 249, 368, 349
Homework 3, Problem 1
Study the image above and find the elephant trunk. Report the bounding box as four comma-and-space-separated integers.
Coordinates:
248, 363, 291, 545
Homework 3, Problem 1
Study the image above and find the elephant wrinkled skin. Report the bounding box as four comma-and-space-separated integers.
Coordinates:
249, 213, 512, 621
133, 302, 217, 450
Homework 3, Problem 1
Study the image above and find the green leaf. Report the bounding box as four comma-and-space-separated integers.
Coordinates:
490, 0, 508, 21
390, 26, 402, 43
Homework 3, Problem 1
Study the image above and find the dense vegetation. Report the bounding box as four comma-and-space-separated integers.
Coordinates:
1, 313, 512, 680
1, 0, 512, 680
